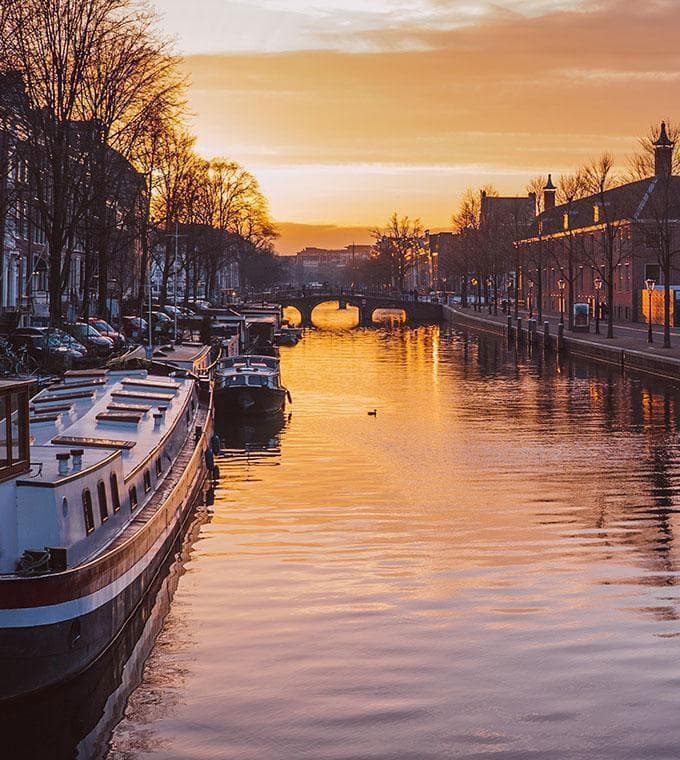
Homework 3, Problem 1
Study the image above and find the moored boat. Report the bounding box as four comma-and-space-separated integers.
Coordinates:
0, 367, 214, 701
214, 355, 289, 418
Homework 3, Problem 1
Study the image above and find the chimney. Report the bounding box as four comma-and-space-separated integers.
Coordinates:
543, 174, 556, 211
56, 453, 70, 476
70, 449, 84, 470
654, 121, 674, 177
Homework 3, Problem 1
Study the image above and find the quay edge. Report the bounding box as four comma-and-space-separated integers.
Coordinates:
442, 305, 680, 385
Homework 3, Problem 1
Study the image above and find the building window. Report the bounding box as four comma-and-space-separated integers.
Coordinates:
645, 263, 660, 282
97, 480, 108, 522
563, 213, 569, 231
110, 473, 120, 512
593, 204, 600, 223
129, 485, 138, 511
155, 457, 162, 477
143, 469, 151, 493
83, 489, 95, 535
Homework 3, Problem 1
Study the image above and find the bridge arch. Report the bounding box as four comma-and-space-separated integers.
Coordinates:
310, 300, 359, 329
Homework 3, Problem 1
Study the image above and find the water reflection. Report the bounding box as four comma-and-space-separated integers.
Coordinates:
0, 511, 209, 760
18, 324, 680, 760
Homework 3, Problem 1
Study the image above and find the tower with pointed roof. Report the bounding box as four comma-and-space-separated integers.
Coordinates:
654, 121, 674, 177
543, 174, 556, 211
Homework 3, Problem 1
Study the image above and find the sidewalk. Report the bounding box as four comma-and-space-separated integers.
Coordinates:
446, 305, 680, 379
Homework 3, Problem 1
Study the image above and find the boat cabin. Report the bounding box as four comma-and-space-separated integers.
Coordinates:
0, 379, 32, 484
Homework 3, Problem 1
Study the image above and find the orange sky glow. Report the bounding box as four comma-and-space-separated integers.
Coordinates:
152, 0, 680, 253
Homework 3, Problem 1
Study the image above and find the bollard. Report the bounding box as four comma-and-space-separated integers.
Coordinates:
528, 318, 537, 343
543, 320, 550, 349
516, 317, 523, 345
557, 322, 564, 352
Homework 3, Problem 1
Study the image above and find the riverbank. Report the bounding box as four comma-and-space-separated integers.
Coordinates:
443, 304, 680, 384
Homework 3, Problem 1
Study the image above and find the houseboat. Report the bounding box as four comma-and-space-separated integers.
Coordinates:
214, 355, 289, 418
0, 367, 214, 701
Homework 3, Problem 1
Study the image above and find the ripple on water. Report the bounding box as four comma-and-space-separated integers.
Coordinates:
106, 323, 680, 760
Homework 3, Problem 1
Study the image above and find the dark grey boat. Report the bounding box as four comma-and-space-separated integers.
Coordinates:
214, 355, 289, 417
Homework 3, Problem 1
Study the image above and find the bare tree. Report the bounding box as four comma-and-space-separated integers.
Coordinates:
371, 213, 425, 293
524, 176, 547, 321
581, 153, 625, 338
1, 0, 182, 324
553, 171, 588, 329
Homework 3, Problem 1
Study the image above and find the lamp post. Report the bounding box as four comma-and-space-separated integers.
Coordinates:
506, 278, 513, 315
470, 277, 478, 311
645, 278, 656, 344
528, 282, 534, 320
486, 277, 492, 314
594, 276, 602, 335
557, 278, 566, 326
107, 278, 117, 325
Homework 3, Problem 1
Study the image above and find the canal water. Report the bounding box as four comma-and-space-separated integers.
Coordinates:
10, 303, 680, 759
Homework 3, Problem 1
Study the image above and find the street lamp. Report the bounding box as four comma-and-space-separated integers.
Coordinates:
557, 278, 566, 325
645, 278, 656, 344
485, 277, 492, 314
528, 282, 534, 320
470, 277, 478, 311
108, 278, 117, 325
594, 276, 602, 335
506, 278, 513, 314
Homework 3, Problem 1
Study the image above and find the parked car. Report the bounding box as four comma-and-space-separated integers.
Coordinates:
9, 327, 85, 366
121, 316, 149, 343
87, 318, 127, 350
49, 328, 88, 355
150, 310, 178, 342
63, 322, 114, 356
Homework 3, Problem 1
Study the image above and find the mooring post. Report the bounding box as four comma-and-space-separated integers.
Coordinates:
528, 318, 537, 343
557, 322, 564, 352
543, 320, 550, 349
516, 317, 523, 345
507, 314, 512, 339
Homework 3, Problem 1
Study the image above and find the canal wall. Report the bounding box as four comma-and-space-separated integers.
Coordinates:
442, 305, 680, 384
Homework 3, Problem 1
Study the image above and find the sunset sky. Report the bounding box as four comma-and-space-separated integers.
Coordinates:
151, 0, 680, 253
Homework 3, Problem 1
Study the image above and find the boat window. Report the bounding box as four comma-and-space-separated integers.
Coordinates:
82, 489, 95, 534
155, 457, 162, 477
247, 375, 267, 387
143, 469, 151, 493
97, 480, 108, 522
110, 473, 120, 512
226, 375, 247, 386
0, 396, 7, 468
129, 485, 138, 511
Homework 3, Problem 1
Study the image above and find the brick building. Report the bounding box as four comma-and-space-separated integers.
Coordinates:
517, 124, 680, 325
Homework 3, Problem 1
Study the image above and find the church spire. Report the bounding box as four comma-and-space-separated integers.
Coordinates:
654, 121, 674, 176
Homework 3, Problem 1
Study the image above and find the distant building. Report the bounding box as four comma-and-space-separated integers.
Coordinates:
294, 244, 372, 287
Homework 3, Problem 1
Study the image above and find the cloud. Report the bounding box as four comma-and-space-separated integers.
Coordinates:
179, 0, 680, 236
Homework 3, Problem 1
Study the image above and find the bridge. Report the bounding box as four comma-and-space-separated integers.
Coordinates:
270, 289, 443, 328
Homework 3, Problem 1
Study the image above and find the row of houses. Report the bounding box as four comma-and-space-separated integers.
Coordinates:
0, 71, 243, 328
461, 123, 680, 326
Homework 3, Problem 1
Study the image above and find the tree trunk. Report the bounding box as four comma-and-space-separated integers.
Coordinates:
606, 246, 614, 339
664, 265, 671, 348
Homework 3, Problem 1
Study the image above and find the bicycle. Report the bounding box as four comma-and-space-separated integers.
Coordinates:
0, 338, 41, 378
